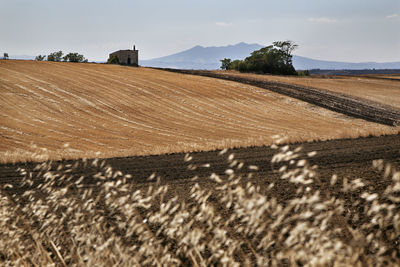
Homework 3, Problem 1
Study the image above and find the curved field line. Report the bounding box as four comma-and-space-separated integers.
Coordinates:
0, 61, 399, 163
159, 69, 400, 126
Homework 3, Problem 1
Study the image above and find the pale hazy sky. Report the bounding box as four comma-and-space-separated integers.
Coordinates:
1, 0, 399, 62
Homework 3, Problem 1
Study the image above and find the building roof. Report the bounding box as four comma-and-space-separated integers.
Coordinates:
110, 49, 138, 54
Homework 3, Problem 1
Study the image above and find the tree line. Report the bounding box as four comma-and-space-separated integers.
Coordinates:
35, 51, 88, 63
1, 51, 88, 62
220, 40, 308, 75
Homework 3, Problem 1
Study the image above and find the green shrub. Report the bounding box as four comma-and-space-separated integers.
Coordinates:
35, 55, 46, 61
297, 70, 310, 76
107, 55, 119, 64
47, 51, 63, 62
63, 52, 88, 63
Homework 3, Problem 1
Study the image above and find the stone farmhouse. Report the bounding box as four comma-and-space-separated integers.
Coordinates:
109, 45, 138, 66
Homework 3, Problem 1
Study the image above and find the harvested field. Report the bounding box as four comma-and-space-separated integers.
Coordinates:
1, 135, 399, 265
215, 71, 400, 109
1, 60, 398, 163
160, 68, 400, 126
373, 74, 400, 81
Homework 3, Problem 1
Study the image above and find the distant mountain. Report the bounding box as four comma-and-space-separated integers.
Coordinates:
141, 42, 263, 70
141, 42, 400, 70
293, 55, 400, 70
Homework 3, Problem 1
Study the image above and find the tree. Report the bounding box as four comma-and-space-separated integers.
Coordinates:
63, 52, 87, 63
35, 55, 46, 61
220, 58, 232, 70
272, 40, 298, 65
228, 60, 241, 70
47, 51, 63, 62
107, 55, 119, 64
3, 53, 9, 60
221, 41, 298, 75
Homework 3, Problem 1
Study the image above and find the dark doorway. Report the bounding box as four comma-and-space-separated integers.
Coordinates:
127, 56, 131, 65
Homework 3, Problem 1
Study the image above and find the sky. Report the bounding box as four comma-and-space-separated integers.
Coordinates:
1, 0, 399, 62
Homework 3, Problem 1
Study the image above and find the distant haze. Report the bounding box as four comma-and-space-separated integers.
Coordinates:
8, 42, 400, 70
141, 42, 262, 69
140, 43, 400, 70
0, 0, 399, 62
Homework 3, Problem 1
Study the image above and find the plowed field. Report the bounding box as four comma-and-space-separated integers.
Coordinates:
1, 60, 398, 163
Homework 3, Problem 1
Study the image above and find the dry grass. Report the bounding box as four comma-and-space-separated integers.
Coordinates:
377, 74, 400, 80
1, 144, 399, 266
215, 71, 400, 109
1, 60, 399, 163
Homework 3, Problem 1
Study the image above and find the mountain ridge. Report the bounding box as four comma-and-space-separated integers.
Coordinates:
141, 43, 400, 70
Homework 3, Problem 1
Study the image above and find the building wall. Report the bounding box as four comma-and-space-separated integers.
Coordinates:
109, 50, 139, 66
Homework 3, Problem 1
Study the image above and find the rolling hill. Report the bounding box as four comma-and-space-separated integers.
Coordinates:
1, 60, 398, 163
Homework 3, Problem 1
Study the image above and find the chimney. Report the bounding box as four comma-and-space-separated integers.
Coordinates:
133, 45, 136, 51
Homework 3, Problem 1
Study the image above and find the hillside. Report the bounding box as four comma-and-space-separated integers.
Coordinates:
211, 71, 400, 109
0, 60, 398, 163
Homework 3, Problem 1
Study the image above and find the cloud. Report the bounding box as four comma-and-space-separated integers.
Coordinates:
215, 22, 232, 27
386, 14, 399, 19
307, 17, 338, 23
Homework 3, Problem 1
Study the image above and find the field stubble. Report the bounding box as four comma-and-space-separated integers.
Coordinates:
215, 71, 400, 109
160, 68, 400, 126
1, 60, 399, 163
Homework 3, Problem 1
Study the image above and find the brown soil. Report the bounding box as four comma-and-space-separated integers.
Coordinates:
2, 134, 399, 202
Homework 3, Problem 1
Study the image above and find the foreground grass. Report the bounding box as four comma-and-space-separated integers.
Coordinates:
1, 144, 399, 266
